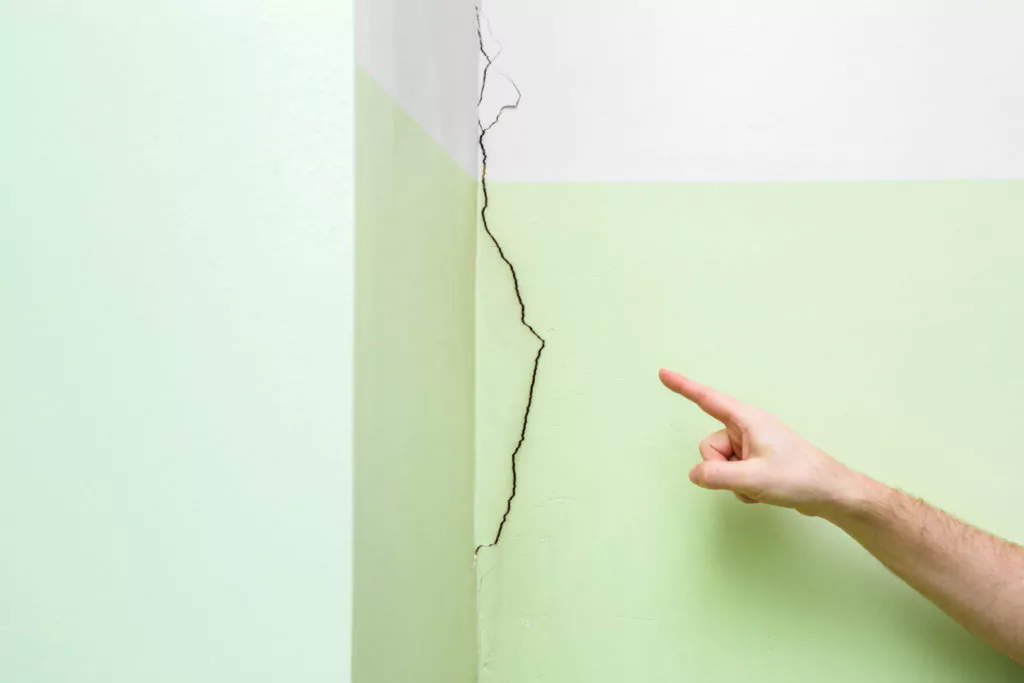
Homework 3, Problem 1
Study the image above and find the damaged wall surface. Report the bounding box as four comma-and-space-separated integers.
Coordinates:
475, 1, 1024, 681
7, 1, 1024, 681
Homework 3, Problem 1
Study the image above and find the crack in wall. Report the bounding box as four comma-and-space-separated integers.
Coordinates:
474, 7, 546, 559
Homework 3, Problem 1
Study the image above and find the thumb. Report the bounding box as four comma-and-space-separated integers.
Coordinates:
689, 460, 759, 495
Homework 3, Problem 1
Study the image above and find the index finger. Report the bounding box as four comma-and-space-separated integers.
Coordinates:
659, 368, 744, 425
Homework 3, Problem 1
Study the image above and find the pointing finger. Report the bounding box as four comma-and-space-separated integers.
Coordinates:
660, 369, 745, 425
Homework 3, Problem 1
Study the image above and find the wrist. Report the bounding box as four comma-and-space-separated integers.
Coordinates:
819, 467, 893, 526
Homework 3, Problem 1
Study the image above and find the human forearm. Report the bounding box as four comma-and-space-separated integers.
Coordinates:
660, 368, 1024, 664
824, 472, 1024, 665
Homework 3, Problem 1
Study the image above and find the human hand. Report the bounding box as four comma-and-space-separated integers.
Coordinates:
659, 368, 858, 517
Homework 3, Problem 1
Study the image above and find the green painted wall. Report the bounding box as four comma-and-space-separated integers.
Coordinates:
476, 181, 1024, 680
1, 3, 354, 681
353, 69, 478, 683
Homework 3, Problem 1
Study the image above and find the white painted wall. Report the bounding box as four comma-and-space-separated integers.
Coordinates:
483, 0, 1024, 181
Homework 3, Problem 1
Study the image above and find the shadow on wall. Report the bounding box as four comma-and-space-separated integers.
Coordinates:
707, 497, 1021, 679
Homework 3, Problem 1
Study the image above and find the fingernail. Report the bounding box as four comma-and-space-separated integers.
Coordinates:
689, 465, 700, 485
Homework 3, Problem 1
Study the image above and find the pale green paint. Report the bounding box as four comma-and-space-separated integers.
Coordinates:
476, 181, 1024, 681
353, 68, 478, 683
1, 3, 354, 682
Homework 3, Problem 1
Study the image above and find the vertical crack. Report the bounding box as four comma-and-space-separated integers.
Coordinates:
475, 7, 546, 558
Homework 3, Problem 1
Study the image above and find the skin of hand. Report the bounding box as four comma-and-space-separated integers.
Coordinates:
657, 368, 860, 517
659, 367, 1024, 666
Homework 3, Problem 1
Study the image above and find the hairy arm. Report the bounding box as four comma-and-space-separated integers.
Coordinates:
830, 474, 1024, 663
659, 368, 1024, 665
